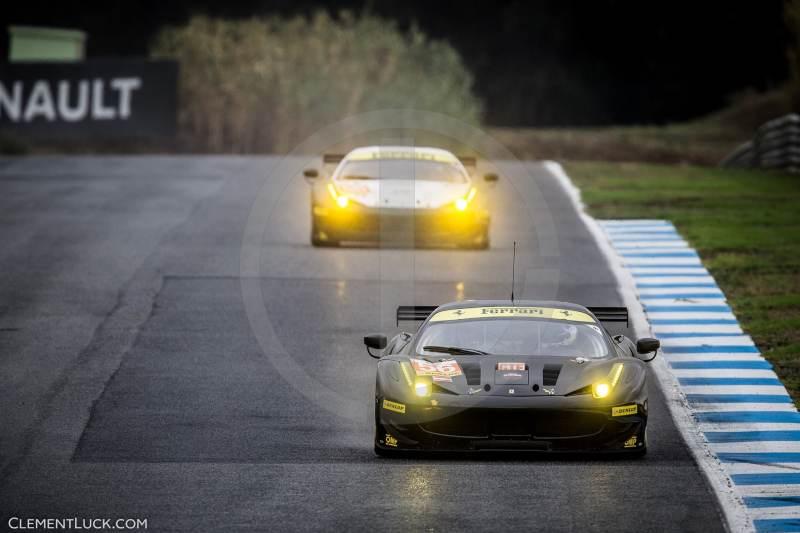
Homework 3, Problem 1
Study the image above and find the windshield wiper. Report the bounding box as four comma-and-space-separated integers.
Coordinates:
422, 345, 490, 356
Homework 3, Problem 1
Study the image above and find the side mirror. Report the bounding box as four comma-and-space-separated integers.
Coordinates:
364, 334, 387, 359
483, 173, 499, 184
303, 169, 318, 184
635, 338, 660, 362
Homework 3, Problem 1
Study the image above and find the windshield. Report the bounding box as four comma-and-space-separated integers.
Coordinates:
416, 318, 610, 358
337, 159, 467, 183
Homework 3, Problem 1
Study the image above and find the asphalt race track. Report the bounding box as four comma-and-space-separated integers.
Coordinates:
0, 156, 725, 532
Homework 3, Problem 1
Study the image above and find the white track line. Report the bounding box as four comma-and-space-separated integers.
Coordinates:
660, 336, 756, 347
653, 325, 744, 334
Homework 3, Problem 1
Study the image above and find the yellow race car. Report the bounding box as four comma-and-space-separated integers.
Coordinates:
303, 146, 496, 248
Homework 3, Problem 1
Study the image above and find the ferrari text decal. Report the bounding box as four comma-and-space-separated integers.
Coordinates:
382, 399, 406, 414
429, 306, 595, 323
348, 150, 459, 164
612, 404, 638, 417
410, 359, 463, 377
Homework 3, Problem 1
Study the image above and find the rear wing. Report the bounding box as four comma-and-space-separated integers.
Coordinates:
396, 305, 629, 327
587, 307, 629, 328
396, 306, 438, 326
323, 154, 344, 165
322, 153, 476, 167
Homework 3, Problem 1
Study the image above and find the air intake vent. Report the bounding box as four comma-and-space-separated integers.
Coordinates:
542, 364, 562, 386
461, 362, 482, 385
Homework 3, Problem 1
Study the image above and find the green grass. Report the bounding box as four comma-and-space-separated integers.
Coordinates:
565, 162, 800, 404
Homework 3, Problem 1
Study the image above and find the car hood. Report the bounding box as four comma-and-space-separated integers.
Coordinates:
334, 179, 471, 209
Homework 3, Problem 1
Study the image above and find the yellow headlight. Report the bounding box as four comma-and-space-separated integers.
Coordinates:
592, 382, 610, 399
327, 183, 349, 208
592, 363, 624, 399
414, 381, 430, 397
454, 187, 477, 212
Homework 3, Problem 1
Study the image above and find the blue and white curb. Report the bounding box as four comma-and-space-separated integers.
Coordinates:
600, 219, 799, 533
545, 161, 795, 533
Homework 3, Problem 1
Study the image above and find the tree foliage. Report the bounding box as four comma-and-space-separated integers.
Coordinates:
786, 0, 800, 108
151, 12, 483, 152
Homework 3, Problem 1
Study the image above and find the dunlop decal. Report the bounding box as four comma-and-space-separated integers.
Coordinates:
430, 306, 595, 324
382, 399, 406, 414
612, 404, 638, 417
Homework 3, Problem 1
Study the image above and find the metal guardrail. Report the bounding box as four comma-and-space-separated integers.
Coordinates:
721, 113, 800, 174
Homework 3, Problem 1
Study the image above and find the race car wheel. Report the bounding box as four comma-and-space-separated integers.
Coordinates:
374, 444, 399, 457
458, 228, 490, 250
628, 445, 647, 458
626, 426, 648, 457
311, 234, 339, 247
476, 229, 490, 250
310, 222, 340, 247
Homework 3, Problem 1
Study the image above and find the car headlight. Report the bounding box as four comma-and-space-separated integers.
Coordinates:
327, 183, 349, 208
592, 363, 624, 399
592, 382, 610, 398
414, 381, 430, 397
454, 187, 477, 211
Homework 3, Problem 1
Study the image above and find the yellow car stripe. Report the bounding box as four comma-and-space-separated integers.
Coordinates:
610, 363, 624, 387
399, 362, 414, 387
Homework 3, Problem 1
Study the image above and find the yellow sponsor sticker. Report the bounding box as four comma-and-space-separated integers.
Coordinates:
429, 306, 595, 324
382, 399, 406, 414
624, 436, 637, 448
612, 404, 638, 417
385, 434, 398, 447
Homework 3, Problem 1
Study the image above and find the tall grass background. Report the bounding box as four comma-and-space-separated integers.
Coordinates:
151, 12, 483, 153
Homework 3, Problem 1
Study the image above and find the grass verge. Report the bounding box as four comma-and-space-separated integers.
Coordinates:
565, 162, 800, 405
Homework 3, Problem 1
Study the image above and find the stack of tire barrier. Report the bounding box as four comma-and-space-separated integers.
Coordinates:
721, 113, 800, 174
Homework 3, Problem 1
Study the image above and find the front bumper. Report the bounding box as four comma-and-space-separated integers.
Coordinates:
312, 203, 489, 246
375, 396, 647, 453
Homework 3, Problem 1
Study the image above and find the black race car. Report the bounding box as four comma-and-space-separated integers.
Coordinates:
364, 300, 659, 456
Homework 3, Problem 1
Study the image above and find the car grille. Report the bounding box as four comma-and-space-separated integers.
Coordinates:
419, 409, 607, 439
